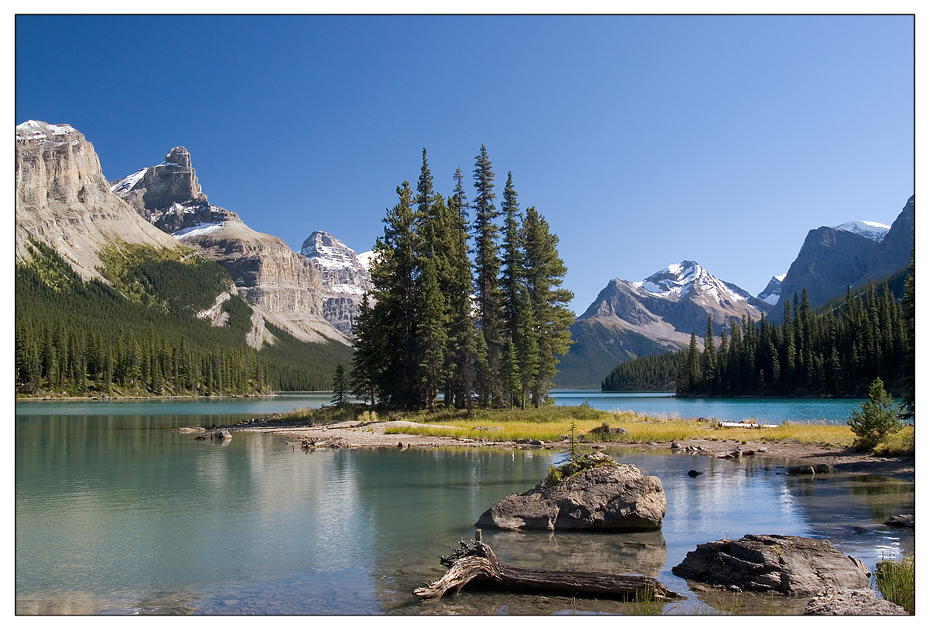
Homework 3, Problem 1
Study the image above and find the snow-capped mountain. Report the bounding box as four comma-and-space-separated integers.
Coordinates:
554, 260, 769, 388
833, 220, 891, 242
633, 261, 761, 309
299, 231, 373, 335
771, 197, 913, 318
111, 147, 347, 347
756, 273, 786, 306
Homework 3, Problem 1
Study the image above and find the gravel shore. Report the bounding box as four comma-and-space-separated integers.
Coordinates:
233, 419, 914, 481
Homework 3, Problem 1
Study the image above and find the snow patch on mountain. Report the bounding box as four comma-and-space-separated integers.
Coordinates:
356, 251, 376, 269
833, 220, 890, 242
634, 260, 756, 309
16, 120, 76, 141
757, 274, 786, 306
110, 168, 148, 195
174, 222, 225, 238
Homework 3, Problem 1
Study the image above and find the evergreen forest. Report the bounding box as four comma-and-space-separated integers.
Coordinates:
351, 147, 574, 411
602, 276, 915, 404
15, 239, 353, 397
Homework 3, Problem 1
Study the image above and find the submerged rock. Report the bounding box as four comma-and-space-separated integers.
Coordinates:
475, 463, 666, 531
884, 514, 914, 528
672, 534, 870, 596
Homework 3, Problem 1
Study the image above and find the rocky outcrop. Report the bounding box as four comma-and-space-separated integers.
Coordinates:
112, 148, 347, 347
804, 589, 909, 615
299, 231, 373, 336
15, 121, 182, 280
475, 464, 666, 531
671, 534, 871, 596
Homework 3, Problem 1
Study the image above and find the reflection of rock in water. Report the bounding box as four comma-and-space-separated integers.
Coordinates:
688, 586, 810, 616
480, 529, 667, 577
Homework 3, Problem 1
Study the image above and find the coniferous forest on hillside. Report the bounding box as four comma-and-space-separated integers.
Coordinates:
14, 240, 353, 397
350, 147, 574, 411
603, 273, 915, 404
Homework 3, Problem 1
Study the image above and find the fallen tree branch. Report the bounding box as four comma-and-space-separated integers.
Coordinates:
414, 532, 682, 602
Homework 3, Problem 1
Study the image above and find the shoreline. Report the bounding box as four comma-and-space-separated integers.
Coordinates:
233, 419, 915, 482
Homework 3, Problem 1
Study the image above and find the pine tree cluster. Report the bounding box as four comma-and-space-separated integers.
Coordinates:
603, 282, 912, 399
351, 147, 574, 411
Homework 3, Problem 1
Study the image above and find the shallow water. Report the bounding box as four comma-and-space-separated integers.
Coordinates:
15, 400, 913, 615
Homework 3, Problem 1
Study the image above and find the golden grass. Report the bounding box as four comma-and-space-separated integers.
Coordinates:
874, 425, 915, 456
380, 406, 857, 448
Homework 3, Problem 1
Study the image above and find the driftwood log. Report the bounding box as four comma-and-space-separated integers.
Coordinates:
413, 531, 682, 602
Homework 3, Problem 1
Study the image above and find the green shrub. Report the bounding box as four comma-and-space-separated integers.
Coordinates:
848, 378, 904, 451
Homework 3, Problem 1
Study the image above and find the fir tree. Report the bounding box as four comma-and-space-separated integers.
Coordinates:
331, 363, 348, 407
522, 206, 574, 406
472, 145, 503, 405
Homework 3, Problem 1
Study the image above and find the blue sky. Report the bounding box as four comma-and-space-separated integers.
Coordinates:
15, 14, 915, 315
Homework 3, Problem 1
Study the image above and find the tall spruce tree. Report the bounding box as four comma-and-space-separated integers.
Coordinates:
416, 255, 448, 411
472, 145, 503, 405
521, 206, 574, 406
368, 181, 421, 409
445, 167, 476, 410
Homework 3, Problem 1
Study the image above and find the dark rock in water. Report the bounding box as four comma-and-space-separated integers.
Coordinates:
475, 464, 666, 531
804, 588, 909, 615
672, 534, 871, 596
687, 470, 702, 478
884, 514, 914, 528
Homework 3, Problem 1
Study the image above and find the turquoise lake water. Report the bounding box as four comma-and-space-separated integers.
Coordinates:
15, 393, 913, 615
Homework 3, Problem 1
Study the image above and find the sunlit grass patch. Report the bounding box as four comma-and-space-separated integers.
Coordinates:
874, 425, 915, 456
381, 407, 858, 448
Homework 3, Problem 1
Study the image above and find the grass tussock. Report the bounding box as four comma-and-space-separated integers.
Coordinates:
874, 555, 915, 614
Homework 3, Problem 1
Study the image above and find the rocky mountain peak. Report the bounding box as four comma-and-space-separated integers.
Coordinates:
165, 146, 192, 169
832, 220, 890, 242
110, 145, 207, 215
15, 120, 181, 280
300, 231, 359, 266
299, 230, 374, 336
635, 260, 757, 309
757, 274, 785, 306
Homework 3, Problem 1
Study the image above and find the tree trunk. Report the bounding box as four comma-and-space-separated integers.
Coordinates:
414, 535, 682, 602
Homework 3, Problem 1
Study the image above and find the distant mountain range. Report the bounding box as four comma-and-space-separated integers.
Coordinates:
554, 195, 915, 388
553, 261, 770, 388
15, 121, 366, 394
15, 120, 913, 395
109, 144, 373, 343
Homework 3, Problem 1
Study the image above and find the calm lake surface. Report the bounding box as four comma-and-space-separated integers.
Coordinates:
552, 390, 872, 424
16, 393, 913, 615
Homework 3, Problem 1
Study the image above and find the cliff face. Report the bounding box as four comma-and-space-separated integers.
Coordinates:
771, 195, 914, 317
111, 148, 346, 346
15, 120, 182, 279
299, 231, 373, 336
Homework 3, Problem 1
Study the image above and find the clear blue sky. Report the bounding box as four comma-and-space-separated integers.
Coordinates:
15, 15, 915, 315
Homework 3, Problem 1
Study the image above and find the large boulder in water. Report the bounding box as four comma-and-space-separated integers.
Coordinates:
475, 463, 666, 531
672, 534, 871, 596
